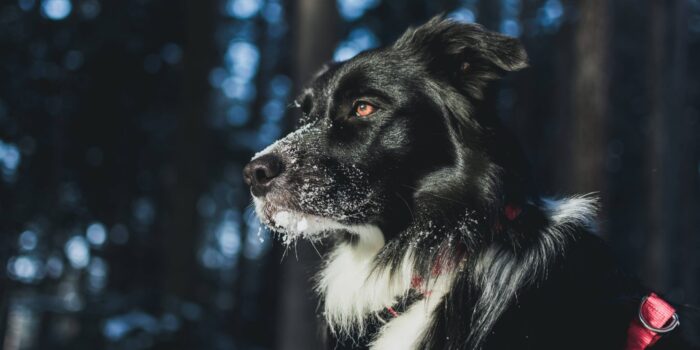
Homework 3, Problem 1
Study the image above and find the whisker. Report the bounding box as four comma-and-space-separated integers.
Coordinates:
309, 240, 323, 259
395, 191, 415, 221
293, 240, 300, 261
280, 235, 290, 263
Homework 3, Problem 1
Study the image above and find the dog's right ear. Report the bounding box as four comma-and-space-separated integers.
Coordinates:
394, 16, 528, 99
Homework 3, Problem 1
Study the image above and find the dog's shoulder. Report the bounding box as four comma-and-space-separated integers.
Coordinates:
458, 230, 640, 349
485, 232, 697, 350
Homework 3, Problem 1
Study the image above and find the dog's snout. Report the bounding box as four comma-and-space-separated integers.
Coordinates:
243, 154, 284, 196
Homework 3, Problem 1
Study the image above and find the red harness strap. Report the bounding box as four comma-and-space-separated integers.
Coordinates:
625, 293, 680, 350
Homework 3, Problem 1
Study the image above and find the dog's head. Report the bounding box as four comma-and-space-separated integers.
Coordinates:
244, 17, 528, 243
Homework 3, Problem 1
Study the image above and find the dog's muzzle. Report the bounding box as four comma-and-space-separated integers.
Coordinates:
243, 153, 284, 197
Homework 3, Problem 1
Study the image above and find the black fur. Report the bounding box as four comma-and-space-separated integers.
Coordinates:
244, 16, 698, 349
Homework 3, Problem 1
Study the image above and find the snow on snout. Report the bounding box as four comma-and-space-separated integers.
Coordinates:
250, 120, 381, 244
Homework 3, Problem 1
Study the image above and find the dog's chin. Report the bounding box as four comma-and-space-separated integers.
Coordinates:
253, 197, 360, 243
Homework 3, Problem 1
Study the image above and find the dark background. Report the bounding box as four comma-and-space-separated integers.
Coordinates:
0, 0, 699, 349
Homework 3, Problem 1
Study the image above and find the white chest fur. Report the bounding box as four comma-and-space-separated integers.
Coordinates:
317, 225, 452, 350
369, 296, 442, 350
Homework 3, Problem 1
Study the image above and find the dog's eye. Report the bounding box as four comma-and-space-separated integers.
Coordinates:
353, 101, 377, 118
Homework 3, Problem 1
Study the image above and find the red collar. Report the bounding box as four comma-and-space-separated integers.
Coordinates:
626, 293, 680, 349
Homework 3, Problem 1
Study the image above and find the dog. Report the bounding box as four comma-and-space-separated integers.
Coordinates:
244, 17, 695, 350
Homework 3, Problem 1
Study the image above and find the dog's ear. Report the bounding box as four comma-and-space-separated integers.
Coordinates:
394, 16, 528, 99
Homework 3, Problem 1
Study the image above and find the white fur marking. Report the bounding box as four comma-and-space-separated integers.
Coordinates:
370, 274, 453, 350
542, 194, 598, 229
320, 227, 389, 334
319, 229, 418, 337
370, 299, 433, 350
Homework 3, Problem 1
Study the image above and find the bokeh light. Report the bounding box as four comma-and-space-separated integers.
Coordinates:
64, 236, 90, 269
41, 0, 72, 20
337, 0, 380, 20
227, 0, 264, 19
333, 26, 379, 62
86, 222, 107, 247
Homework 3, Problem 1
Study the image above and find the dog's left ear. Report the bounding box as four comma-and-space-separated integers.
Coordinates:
395, 16, 528, 99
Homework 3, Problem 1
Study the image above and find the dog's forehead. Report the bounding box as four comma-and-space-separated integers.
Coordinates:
306, 49, 415, 100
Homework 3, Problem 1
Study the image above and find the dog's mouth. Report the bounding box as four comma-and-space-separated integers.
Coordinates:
253, 197, 356, 242
249, 159, 382, 241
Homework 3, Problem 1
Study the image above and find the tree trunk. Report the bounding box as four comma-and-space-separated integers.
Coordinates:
569, 0, 610, 198
645, 0, 692, 298
162, 0, 215, 302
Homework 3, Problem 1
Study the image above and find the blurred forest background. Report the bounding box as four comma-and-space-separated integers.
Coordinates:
0, 0, 699, 349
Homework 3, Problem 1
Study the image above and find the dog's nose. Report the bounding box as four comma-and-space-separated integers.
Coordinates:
243, 154, 284, 196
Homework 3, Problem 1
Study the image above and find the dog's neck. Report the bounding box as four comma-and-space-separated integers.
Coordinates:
317, 197, 595, 346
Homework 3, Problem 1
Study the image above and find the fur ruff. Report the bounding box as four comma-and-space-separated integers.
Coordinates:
318, 195, 598, 349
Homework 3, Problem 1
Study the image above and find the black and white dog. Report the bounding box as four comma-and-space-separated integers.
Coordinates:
244, 17, 694, 350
